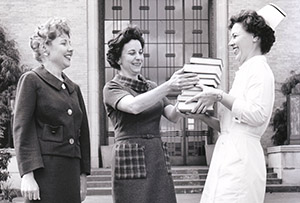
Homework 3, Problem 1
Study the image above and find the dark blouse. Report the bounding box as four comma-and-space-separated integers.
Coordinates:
103, 74, 170, 139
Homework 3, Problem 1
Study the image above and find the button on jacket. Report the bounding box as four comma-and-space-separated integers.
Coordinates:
13, 66, 91, 177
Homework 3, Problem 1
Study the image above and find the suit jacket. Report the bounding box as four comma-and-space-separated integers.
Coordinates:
13, 66, 91, 177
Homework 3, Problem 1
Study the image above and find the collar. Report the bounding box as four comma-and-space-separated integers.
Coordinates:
239, 55, 267, 71
33, 66, 75, 93
114, 74, 150, 92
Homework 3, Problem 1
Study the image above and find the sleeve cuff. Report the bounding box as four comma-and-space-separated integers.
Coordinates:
232, 98, 245, 123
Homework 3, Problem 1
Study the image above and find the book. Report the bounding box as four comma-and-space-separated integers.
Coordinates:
197, 73, 221, 84
183, 86, 202, 91
177, 93, 214, 113
190, 57, 223, 68
181, 87, 202, 96
177, 57, 223, 114
197, 79, 219, 88
183, 64, 222, 80
177, 101, 213, 113
177, 94, 196, 102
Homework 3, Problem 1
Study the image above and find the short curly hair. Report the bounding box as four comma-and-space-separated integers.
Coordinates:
228, 10, 275, 54
106, 25, 144, 70
30, 17, 71, 63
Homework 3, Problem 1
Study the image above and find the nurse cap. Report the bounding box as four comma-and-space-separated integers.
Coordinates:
257, 3, 286, 30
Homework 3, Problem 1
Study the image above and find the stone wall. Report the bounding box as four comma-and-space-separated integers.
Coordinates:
0, 0, 89, 104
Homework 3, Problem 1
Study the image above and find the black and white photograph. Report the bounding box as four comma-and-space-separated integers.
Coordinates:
0, 0, 299, 203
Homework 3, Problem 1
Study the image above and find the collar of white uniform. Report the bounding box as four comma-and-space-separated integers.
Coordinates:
238, 55, 267, 71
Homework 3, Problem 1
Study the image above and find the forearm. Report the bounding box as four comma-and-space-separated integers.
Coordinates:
118, 69, 198, 114
22, 171, 34, 179
117, 81, 171, 114
164, 104, 182, 123
201, 114, 221, 132
218, 91, 235, 111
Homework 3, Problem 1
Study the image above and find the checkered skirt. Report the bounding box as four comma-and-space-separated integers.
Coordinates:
114, 143, 147, 179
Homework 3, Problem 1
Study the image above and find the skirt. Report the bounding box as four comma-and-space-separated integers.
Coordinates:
200, 132, 266, 203
112, 137, 177, 203
26, 155, 81, 203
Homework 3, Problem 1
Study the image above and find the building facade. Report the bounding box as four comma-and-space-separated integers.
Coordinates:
0, 0, 299, 168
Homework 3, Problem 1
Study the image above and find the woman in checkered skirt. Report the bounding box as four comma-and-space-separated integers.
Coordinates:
103, 25, 199, 203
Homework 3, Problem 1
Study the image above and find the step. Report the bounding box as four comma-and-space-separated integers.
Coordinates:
87, 175, 111, 181
87, 185, 300, 196
267, 168, 274, 173
86, 167, 289, 196
267, 173, 278, 178
87, 185, 205, 196
171, 168, 209, 174
87, 173, 276, 182
87, 174, 208, 182
86, 178, 282, 188
87, 179, 207, 187
175, 185, 203, 194
174, 179, 205, 186
267, 178, 282, 184
89, 167, 278, 175
91, 168, 112, 176
87, 187, 112, 196
172, 174, 207, 180
87, 181, 111, 187
266, 185, 300, 193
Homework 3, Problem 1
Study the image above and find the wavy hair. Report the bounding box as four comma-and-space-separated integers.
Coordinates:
106, 25, 144, 70
30, 17, 71, 63
229, 10, 275, 54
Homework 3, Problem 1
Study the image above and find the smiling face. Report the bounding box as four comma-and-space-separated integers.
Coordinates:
118, 39, 144, 78
228, 23, 260, 64
45, 33, 73, 70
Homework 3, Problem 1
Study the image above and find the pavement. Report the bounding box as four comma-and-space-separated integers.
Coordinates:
12, 192, 300, 203
82, 193, 300, 203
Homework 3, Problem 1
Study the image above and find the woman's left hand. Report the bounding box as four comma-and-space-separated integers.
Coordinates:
185, 82, 223, 114
80, 173, 87, 202
167, 68, 199, 91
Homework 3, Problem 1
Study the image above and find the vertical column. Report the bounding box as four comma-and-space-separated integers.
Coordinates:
99, 0, 108, 168
87, 0, 100, 168
288, 84, 300, 144
215, 0, 228, 92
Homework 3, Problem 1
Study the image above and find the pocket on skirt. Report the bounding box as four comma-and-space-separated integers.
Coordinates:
162, 142, 172, 175
114, 143, 147, 179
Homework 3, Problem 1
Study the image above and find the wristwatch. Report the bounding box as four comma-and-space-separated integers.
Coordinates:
216, 91, 223, 102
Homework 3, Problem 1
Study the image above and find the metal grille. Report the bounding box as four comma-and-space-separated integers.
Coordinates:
105, 0, 209, 84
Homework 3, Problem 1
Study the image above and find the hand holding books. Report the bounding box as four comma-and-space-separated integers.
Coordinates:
185, 82, 223, 114
177, 57, 223, 114
166, 68, 199, 92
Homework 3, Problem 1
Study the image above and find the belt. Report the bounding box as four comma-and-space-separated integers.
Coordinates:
221, 130, 261, 140
115, 134, 160, 141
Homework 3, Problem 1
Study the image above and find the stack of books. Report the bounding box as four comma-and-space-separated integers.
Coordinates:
177, 57, 223, 113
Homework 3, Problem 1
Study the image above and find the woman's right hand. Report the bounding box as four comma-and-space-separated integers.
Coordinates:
167, 68, 199, 92
21, 172, 40, 201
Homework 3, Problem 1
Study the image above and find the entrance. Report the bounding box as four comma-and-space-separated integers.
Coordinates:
104, 0, 211, 165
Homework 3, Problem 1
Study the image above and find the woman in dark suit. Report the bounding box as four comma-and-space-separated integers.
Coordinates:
13, 17, 90, 202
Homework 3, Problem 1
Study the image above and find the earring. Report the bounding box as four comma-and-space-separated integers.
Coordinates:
117, 59, 121, 65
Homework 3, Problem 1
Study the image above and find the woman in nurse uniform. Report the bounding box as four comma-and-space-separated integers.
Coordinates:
185, 4, 286, 203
